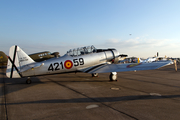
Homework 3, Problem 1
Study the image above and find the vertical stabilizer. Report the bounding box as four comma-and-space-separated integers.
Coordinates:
6, 45, 35, 78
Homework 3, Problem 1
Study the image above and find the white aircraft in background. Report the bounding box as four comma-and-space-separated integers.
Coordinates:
139, 57, 157, 63
6, 45, 172, 84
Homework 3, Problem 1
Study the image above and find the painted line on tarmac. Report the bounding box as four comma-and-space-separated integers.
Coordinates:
150, 93, 162, 96
86, 104, 99, 109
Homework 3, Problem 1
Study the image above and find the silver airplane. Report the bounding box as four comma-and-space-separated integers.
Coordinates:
6, 45, 172, 84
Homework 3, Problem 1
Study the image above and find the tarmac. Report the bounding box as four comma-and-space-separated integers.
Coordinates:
0, 64, 180, 120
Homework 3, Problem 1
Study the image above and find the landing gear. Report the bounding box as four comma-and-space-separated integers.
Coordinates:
92, 73, 98, 77
26, 77, 31, 84
109, 72, 117, 81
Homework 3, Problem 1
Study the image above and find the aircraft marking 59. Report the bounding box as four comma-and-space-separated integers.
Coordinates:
6, 45, 172, 84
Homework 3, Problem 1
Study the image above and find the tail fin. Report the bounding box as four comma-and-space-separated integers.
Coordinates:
138, 58, 143, 63
6, 45, 35, 78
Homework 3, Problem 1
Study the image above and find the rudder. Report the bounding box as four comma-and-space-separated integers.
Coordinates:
6, 45, 35, 78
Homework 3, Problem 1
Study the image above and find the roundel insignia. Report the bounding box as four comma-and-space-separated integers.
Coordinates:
127, 63, 142, 68
64, 60, 73, 69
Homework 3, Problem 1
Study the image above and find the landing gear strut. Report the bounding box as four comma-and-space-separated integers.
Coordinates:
109, 72, 117, 81
26, 77, 31, 84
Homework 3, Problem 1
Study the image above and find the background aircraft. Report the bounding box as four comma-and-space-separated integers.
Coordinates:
139, 57, 157, 63
6, 45, 172, 84
29, 51, 60, 62
119, 57, 138, 63
0, 51, 8, 68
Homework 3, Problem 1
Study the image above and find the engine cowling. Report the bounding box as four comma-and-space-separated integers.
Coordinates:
108, 49, 120, 64
97, 49, 120, 63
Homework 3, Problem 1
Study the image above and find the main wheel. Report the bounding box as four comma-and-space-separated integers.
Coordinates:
92, 73, 98, 77
109, 72, 117, 81
26, 79, 31, 84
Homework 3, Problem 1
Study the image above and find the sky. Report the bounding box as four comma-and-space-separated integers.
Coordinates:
0, 0, 180, 58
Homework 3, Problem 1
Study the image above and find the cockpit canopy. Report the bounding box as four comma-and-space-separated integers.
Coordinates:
66, 45, 97, 56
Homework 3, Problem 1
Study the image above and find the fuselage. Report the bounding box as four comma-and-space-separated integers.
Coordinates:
21, 49, 120, 77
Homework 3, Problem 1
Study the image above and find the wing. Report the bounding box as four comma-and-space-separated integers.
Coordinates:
81, 61, 173, 74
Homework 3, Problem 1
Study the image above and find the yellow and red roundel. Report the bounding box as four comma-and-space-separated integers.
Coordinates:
64, 60, 73, 69
127, 63, 142, 68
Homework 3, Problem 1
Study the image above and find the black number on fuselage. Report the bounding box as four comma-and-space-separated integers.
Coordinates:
60, 62, 64, 69
48, 63, 54, 71
73, 59, 79, 66
54, 63, 60, 70
79, 58, 84, 65
73, 58, 84, 66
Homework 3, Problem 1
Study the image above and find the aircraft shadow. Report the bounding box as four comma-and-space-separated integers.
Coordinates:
45, 79, 111, 83
1, 94, 180, 105
0, 73, 111, 98
0, 77, 43, 97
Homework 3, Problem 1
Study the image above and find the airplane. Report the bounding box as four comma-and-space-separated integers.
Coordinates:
0, 51, 8, 68
29, 51, 60, 62
138, 57, 157, 63
6, 45, 173, 84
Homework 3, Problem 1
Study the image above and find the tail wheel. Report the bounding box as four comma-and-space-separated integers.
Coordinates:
109, 72, 117, 81
92, 73, 98, 77
26, 78, 31, 84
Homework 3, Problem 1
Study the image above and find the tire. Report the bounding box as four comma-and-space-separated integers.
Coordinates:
26, 79, 31, 84
92, 73, 98, 77
109, 73, 117, 81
